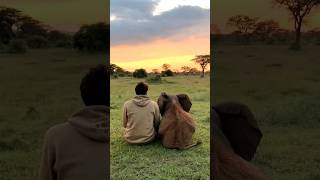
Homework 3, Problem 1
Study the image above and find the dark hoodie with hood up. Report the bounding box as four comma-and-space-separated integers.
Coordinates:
39, 105, 109, 180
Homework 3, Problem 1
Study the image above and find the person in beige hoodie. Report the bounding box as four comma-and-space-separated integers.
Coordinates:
39, 64, 109, 180
123, 82, 161, 144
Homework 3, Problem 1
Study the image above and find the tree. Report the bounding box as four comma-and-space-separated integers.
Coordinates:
0, 7, 49, 44
16, 15, 48, 38
0, 7, 23, 43
273, 0, 320, 50
26, 35, 48, 48
253, 20, 280, 42
162, 64, 171, 71
227, 15, 258, 43
152, 69, 160, 74
73, 22, 109, 52
181, 66, 191, 75
189, 68, 200, 75
192, 55, 210, 78
109, 64, 125, 75
133, 69, 148, 78
227, 15, 258, 33
162, 69, 174, 77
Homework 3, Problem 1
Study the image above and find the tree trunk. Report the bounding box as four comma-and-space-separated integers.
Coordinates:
201, 69, 205, 78
292, 18, 302, 50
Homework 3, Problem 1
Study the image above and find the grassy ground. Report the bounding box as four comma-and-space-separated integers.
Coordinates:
110, 76, 210, 179
213, 44, 320, 180
0, 49, 104, 179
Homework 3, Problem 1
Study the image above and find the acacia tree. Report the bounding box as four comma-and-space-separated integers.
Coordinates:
273, 0, 320, 49
192, 55, 210, 78
227, 15, 258, 43
181, 66, 191, 75
161, 64, 171, 71
253, 20, 280, 42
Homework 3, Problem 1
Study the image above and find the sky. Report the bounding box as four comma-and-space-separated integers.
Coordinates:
1, 0, 109, 32
110, 0, 210, 72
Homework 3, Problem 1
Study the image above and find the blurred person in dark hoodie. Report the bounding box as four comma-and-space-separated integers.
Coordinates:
39, 64, 109, 180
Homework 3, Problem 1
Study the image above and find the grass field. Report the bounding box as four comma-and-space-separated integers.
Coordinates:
0, 49, 104, 179
110, 76, 210, 179
213, 44, 320, 180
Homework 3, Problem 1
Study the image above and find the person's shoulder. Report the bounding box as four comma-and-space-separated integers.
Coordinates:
123, 99, 133, 106
45, 122, 71, 139
150, 100, 159, 107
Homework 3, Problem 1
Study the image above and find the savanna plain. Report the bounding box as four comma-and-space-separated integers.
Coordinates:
0, 49, 104, 179
111, 75, 210, 179
213, 44, 320, 180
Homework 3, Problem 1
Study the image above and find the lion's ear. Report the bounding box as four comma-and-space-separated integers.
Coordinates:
177, 94, 192, 112
213, 102, 263, 161
157, 92, 168, 115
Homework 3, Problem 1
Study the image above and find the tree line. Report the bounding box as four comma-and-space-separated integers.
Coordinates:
110, 55, 210, 78
0, 6, 109, 53
212, 0, 320, 50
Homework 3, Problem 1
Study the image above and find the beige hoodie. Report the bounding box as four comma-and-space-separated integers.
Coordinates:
39, 105, 109, 180
123, 95, 161, 144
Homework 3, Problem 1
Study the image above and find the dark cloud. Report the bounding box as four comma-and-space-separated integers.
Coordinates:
111, 0, 159, 19
111, 1, 209, 45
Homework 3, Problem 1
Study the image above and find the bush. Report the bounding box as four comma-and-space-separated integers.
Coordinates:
73, 23, 109, 52
7, 39, 27, 54
26, 35, 48, 49
133, 69, 147, 78
112, 74, 119, 79
146, 75, 162, 83
162, 69, 174, 77
55, 40, 72, 48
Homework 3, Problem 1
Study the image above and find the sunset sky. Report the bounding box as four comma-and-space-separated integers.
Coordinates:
110, 0, 210, 72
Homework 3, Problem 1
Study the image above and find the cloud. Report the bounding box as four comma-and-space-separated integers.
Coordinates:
111, 0, 159, 20
110, 0, 209, 46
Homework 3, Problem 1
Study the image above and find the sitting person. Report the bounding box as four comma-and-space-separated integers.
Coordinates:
39, 64, 109, 180
123, 82, 161, 144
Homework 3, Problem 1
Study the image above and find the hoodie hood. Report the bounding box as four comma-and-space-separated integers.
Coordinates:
132, 95, 151, 107
68, 105, 109, 142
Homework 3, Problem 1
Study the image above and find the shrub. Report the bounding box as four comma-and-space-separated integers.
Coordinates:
73, 23, 109, 52
55, 40, 72, 48
162, 69, 174, 77
112, 74, 119, 79
146, 75, 162, 83
133, 69, 147, 78
7, 39, 27, 54
26, 35, 48, 49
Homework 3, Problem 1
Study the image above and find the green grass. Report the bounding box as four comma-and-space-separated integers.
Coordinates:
0, 49, 105, 179
213, 44, 320, 180
110, 76, 210, 179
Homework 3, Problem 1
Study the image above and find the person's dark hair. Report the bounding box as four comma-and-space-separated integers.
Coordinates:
135, 82, 148, 95
80, 64, 109, 106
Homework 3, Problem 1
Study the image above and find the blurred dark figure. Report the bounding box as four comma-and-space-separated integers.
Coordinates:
211, 102, 265, 180
39, 64, 109, 180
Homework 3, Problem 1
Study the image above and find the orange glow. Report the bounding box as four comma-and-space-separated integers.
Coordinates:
111, 34, 210, 72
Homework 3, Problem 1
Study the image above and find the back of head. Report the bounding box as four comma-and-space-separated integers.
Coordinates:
80, 64, 110, 106
135, 82, 148, 95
